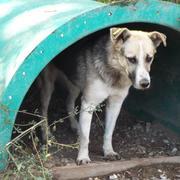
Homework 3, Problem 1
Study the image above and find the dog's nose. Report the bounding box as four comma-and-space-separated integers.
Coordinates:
140, 79, 150, 88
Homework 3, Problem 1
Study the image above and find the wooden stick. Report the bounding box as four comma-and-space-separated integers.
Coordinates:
52, 156, 180, 180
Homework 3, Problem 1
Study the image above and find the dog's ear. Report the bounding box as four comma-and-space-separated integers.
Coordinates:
110, 27, 131, 43
149, 31, 167, 48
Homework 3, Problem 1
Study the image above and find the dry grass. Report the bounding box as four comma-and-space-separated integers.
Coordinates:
0, 104, 103, 179
0, 109, 80, 179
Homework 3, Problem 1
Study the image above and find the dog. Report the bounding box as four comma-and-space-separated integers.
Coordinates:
38, 27, 166, 165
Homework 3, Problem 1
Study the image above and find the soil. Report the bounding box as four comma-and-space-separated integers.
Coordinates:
11, 83, 180, 179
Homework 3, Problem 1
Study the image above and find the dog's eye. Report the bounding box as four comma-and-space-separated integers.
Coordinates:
146, 55, 153, 63
127, 57, 137, 64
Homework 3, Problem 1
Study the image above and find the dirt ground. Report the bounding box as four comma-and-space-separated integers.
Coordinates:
4, 83, 180, 179
47, 108, 180, 179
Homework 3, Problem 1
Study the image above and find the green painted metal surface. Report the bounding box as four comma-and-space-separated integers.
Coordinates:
0, 0, 179, 171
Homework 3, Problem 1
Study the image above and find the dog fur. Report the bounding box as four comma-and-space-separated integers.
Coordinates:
38, 27, 166, 165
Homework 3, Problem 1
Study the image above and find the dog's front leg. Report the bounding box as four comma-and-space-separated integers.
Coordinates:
77, 97, 98, 165
77, 94, 106, 165
103, 94, 127, 159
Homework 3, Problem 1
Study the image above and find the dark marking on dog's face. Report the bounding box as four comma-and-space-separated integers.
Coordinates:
110, 28, 167, 90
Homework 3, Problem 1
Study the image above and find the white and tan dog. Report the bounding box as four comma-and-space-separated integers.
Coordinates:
38, 28, 166, 164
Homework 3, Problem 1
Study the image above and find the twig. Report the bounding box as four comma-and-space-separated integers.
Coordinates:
10, 142, 29, 155
49, 113, 75, 127
6, 148, 19, 170
51, 141, 79, 149
14, 122, 36, 127
94, 111, 104, 130
18, 110, 45, 118
6, 119, 46, 147
31, 132, 46, 179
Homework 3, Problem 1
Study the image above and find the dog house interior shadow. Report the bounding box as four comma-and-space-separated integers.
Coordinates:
0, 0, 179, 171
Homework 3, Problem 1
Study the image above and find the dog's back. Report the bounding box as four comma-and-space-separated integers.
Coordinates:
53, 31, 110, 90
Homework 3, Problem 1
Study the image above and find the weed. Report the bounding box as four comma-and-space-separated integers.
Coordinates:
0, 104, 104, 179
97, 0, 180, 4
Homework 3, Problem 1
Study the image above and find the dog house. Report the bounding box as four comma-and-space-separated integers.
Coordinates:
0, 0, 179, 171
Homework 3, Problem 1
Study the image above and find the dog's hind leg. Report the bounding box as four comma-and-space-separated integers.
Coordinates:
66, 86, 80, 131
38, 64, 56, 144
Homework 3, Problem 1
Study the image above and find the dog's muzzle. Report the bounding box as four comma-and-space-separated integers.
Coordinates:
139, 78, 150, 89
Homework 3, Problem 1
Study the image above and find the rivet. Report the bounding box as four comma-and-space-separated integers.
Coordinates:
8, 96, 12, 100
84, 20, 87, 24
22, 72, 26, 76
40, 50, 44, 54
60, 33, 64, 37
108, 12, 112, 16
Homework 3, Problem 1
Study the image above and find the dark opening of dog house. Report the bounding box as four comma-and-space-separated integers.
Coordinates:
0, 0, 179, 178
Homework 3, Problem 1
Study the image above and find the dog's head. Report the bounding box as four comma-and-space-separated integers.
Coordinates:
110, 27, 166, 90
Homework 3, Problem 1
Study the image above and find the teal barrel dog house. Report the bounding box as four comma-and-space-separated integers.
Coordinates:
0, 0, 179, 171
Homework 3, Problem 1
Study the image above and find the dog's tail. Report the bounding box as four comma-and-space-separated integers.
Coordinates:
55, 67, 76, 91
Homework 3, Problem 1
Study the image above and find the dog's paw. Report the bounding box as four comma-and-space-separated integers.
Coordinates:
76, 157, 91, 165
104, 151, 120, 161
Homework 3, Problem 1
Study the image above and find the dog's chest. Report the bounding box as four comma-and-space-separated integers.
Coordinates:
89, 78, 130, 98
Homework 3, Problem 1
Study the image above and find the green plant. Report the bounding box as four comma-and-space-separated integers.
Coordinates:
97, 0, 180, 4
0, 110, 79, 179
0, 104, 104, 179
